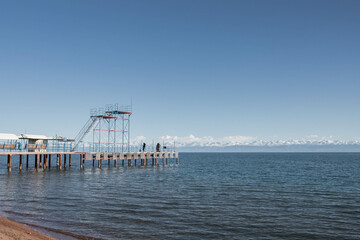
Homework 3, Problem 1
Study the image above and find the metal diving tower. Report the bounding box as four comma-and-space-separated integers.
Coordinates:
71, 104, 132, 152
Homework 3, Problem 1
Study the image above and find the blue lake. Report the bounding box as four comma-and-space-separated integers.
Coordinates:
1, 153, 360, 239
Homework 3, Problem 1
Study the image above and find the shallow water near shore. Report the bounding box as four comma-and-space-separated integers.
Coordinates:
1, 153, 360, 239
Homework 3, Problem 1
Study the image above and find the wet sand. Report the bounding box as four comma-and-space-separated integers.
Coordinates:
0, 217, 103, 240
0, 217, 56, 240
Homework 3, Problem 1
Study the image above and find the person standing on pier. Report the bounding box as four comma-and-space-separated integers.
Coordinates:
156, 143, 161, 152
142, 142, 146, 152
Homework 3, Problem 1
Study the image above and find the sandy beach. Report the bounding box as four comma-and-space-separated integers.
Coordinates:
0, 217, 56, 240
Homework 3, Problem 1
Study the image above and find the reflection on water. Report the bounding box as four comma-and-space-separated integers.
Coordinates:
1, 153, 360, 239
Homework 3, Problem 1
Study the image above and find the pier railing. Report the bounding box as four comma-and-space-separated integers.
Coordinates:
0, 140, 177, 153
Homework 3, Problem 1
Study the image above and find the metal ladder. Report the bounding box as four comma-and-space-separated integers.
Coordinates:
71, 117, 99, 152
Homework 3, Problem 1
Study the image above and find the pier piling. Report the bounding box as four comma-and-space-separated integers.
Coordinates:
2, 152, 178, 172
80, 154, 83, 169
19, 155, 22, 170
43, 155, 46, 169
35, 154, 39, 171
7, 155, 11, 172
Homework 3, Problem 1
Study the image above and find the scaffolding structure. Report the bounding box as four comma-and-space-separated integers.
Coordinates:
71, 104, 132, 152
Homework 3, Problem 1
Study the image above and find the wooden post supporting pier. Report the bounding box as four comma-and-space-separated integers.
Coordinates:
43, 154, 46, 169
59, 154, 62, 170
19, 155, 23, 170
2, 152, 178, 171
35, 154, 39, 171
7, 155, 11, 172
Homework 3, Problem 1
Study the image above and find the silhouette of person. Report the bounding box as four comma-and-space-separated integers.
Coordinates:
142, 142, 146, 152
156, 143, 161, 152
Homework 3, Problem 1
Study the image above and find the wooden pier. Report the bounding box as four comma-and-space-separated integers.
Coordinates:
0, 152, 179, 172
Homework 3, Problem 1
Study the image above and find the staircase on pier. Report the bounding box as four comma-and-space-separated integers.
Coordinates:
71, 117, 99, 152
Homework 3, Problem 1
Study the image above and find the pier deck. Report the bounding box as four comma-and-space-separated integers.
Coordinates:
0, 152, 179, 172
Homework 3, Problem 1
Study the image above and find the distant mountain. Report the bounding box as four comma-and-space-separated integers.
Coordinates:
177, 144, 360, 152
131, 135, 360, 152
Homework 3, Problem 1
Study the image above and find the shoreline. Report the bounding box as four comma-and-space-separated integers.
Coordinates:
0, 217, 57, 239
0, 217, 101, 240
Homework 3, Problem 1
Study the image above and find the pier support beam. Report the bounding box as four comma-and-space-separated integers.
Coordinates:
19, 155, 23, 171
35, 154, 39, 171
59, 154, 62, 170
0, 152, 179, 172
43, 154, 47, 169
7, 155, 11, 172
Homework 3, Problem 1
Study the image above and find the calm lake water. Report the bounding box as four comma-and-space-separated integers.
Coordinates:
1, 153, 360, 239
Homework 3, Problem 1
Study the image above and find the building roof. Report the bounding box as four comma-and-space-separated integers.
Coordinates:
20, 134, 48, 140
0, 133, 19, 140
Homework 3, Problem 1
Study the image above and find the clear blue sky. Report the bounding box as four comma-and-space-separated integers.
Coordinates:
0, 0, 359, 141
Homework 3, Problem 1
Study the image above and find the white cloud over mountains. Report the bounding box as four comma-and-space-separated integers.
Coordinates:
132, 134, 360, 148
